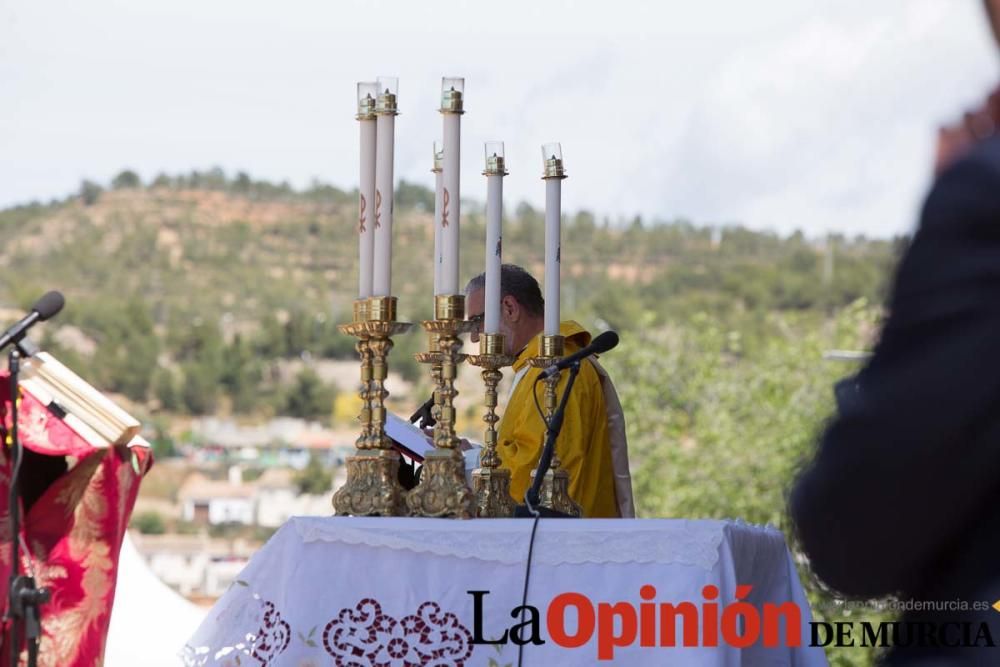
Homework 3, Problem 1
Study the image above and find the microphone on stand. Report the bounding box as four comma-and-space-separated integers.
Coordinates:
0, 291, 65, 353
537, 331, 618, 380
516, 331, 621, 518
5, 290, 64, 667
409, 394, 436, 427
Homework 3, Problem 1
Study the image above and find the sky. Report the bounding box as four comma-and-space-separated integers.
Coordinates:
2, 0, 998, 237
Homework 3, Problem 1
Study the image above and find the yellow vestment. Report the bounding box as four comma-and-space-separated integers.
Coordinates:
496, 321, 619, 517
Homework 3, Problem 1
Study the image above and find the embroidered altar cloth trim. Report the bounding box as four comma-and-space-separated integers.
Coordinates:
293, 516, 737, 569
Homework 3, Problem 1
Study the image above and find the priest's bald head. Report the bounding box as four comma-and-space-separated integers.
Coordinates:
465, 264, 545, 356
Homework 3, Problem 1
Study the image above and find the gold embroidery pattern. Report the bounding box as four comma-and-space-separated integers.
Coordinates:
36, 463, 116, 666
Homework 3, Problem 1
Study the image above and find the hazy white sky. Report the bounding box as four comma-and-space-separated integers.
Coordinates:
2, 0, 997, 236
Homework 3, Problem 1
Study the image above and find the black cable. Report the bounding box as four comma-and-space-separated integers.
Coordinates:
531, 376, 548, 428
517, 514, 541, 667
525, 363, 581, 510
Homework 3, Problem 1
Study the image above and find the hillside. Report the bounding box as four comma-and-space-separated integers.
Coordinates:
0, 169, 901, 422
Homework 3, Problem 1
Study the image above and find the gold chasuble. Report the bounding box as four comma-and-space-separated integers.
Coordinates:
496, 321, 619, 517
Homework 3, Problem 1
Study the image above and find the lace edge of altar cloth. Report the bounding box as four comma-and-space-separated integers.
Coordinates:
289, 517, 778, 571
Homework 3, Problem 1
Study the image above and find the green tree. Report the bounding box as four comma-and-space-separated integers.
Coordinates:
232, 171, 252, 194
86, 299, 159, 402
395, 180, 435, 211
150, 172, 172, 188
153, 368, 181, 412
111, 169, 142, 189
149, 418, 178, 458
293, 453, 333, 494
181, 362, 220, 414
221, 334, 261, 413
79, 180, 103, 206
132, 511, 166, 534
283, 368, 336, 420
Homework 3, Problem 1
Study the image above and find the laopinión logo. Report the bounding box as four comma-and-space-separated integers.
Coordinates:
467, 587, 998, 661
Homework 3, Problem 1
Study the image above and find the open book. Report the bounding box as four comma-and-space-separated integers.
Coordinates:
19, 352, 141, 448
385, 412, 434, 462
385, 412, 482, 484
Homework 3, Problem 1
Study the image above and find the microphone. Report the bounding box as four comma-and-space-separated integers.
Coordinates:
409, 394, 436, 427
538, 330, 619, 380
0, 291, 65, 352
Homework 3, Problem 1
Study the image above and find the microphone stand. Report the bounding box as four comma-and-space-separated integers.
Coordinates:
515, 360, 582, 518
5, 346, 50, 667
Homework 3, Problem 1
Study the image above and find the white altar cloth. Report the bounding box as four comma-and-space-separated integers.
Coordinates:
183, 517, 827, 666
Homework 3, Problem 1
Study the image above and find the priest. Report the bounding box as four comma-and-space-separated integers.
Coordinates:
465, 264, 634, 518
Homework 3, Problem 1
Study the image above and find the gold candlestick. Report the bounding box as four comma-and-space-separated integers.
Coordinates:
332, 296, 412, 516
527, 334, 582, 517
414, 332, 443, 426
467, 333, 516, 517
407, 294, 476, 518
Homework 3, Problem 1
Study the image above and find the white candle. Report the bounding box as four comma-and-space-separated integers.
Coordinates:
439, 77, 464, 296
432, 141, 444, 297
542, 143, 566, 337
483, 141, 506, 335
357, 82, 378, 299
372, 76, 398, 297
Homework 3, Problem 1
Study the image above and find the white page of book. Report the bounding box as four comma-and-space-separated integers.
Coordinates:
384, 412, 434, 460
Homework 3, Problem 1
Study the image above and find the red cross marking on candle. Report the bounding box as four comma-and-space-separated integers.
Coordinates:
359, 193, 367, 233
441, 188, 450, 228
375, 190, 382, 229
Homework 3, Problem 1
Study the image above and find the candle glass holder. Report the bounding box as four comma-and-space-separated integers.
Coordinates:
527, 334, 582, 517
356, 82, 378, 120
332, 296, 412, 516
376, 76, 399, 115
407, 295, 476, 518
467, 333, 517, 517
440, 77, 465, 114
542, 142, 567, 180
483, 141, 508, 176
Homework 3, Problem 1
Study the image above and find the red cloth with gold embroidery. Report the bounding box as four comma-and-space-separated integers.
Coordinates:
0, 375, 152, 667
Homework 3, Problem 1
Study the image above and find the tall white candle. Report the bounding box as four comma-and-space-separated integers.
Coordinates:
439, 77, 464, 296
483, 141, 506, 335
372, 76, 398, 297
357, 82, 378, 299
432, 141, 444, 297
542, 143, 566, 337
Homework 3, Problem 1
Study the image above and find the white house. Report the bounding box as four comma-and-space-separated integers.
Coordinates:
254, 468, 298, 528
178, 470, 255, 526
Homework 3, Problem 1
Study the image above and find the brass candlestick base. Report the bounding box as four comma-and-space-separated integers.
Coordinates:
467, 333, 517, 518
407, 294, 476, 518
406, 448, 472, 518
527, 334, 582, 517
333, 296, 412, 517
335, 450, 406, 516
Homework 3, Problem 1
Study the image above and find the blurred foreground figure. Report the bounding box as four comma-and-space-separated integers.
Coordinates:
791, 3, 1000, 665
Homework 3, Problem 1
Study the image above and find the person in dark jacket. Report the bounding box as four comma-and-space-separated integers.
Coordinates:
790, 4, 1000, 665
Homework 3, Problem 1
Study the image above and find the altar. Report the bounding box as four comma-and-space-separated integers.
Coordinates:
183, 517, 828, 666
